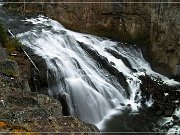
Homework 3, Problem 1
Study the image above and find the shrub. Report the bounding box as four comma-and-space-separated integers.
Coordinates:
4, 38, 22, 52
0, 21, 22, 52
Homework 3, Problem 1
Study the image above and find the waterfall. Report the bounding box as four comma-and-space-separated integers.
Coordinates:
17, 15, 179, 125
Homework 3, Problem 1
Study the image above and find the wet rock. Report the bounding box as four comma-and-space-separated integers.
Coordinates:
24, 47, 48, 93
172, 115, 179, 121
57, 94, 70, 116
164, 110, 173, 117
78, 41, 129, 92
140, 98, 146, 104
139, 74, 180, 118
120, 103, 125, 106
110, 61, 115, 66
155, 110, 162, 116
127, 104, 131, 107
106, 48, 137, 72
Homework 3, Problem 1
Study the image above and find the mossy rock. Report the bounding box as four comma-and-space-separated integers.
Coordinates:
0, 59, 19, 77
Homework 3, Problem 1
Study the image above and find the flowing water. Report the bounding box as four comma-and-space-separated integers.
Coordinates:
17, 16, 180, 134
0, 4, 179, 134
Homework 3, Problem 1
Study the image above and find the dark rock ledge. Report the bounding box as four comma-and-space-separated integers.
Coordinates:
139, 74, 180, 130
139, 75, 180, 117
0, 43, 100, 134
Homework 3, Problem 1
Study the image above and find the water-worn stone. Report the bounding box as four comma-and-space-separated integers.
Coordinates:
120, 103, 125, 106
110, 61, 115, 66
172, 115, 179, 121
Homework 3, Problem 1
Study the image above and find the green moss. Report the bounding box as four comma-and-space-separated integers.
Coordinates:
0, 23, 8, 45
0, 22, 22, 52
3, 37, 22, 52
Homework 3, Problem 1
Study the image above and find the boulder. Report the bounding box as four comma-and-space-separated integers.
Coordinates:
0, 59, 19, 77
0, 74, 100, 134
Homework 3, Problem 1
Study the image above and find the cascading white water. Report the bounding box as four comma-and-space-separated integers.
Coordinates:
17, 15, 179, 126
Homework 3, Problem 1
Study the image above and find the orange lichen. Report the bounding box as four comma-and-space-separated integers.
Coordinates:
11, 129, 39, 135
0, 123, 39, 135
0, 121, 7, 127
11, 126, 39, 135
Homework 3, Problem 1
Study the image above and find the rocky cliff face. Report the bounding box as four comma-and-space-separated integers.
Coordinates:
5, 0, 180, 78
0, 28, 100, 134
150, 2, 180, 79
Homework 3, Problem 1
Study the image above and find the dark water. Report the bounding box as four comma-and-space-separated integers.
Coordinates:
101, 107, 163, 135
